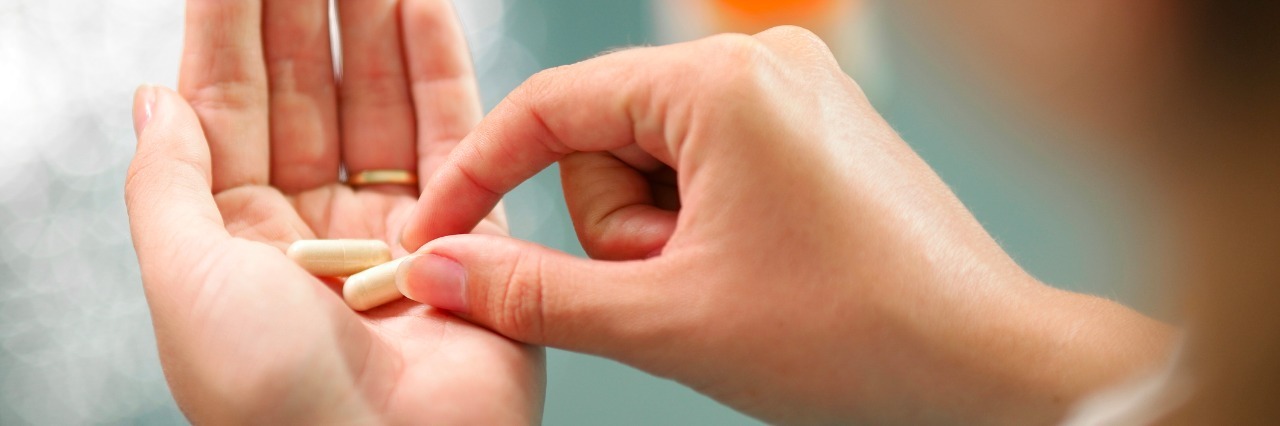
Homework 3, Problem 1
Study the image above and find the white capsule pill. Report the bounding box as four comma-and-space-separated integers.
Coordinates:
343, 257, 408, 311
287, 239, 392, 277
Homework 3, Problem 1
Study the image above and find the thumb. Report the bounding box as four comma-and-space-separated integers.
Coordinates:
126, 85, 226, 264
126, 85, 229, 309
397, 234, 676, 356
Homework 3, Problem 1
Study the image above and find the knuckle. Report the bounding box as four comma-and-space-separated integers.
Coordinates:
123, 172, 145, 213
762, 25, 844, 72
504, 68, 559, 124
490, 251, 547, 342
686, 34, 775, 101
763, 25, 829, 50
518, 65, 568, 103
703, 33, 770, 69
759, 25, 840, 70
183, 80, 264, 114
124, 152, 164, 209
123, 148, 208, 213
339, 73, 411, 109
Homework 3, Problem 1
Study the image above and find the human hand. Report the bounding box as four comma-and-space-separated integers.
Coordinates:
125, 0, 540, 423
398, 26, 1173, 424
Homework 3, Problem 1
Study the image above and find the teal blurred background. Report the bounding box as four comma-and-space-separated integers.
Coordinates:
0, 0, 1149, 424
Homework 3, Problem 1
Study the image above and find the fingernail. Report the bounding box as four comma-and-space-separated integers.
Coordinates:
398, 207, 423, 251
396, 254, 468, 313
132, 85, 156, 138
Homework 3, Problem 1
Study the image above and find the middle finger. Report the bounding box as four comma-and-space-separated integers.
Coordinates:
336, 0, 418, 191
264, 0, 342, 192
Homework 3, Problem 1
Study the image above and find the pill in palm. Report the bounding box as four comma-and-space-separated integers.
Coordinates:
343, 257, 409, 311
286, 239, 392, 277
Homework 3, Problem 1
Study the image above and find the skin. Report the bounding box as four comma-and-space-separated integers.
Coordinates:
136, 1, 1280, 424
125, 0, 540, 423
397, 27, 1174, 424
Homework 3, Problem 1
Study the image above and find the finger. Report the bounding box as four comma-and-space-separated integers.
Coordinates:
560, 152, 677, 260
400, 0, 483, 185
263, 0, 341, 192
396, 234, 684, 359
179, 0, 270, 192
399, 43, 699, 250
126, 86, 229, 288
336, 0, 417, 182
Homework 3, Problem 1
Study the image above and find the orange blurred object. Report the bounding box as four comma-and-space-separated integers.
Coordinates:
713, 0, 835, 17
708, 0, 851, 34
653, 0, 865, 75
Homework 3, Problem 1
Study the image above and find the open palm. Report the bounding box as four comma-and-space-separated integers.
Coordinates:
125, 0, 542, 423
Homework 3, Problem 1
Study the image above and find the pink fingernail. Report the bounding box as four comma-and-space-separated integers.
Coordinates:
133, 85, 156, 138
396, 254, 469, 313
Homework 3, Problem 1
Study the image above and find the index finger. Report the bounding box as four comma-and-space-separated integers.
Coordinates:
179, 0, 270, 192
399, 42, 701, 250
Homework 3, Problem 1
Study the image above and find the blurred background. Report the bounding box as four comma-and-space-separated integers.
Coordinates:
0, 0, 1157, 423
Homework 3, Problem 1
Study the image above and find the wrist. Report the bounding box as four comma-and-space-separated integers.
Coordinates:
860, 265, 1173, 425
926, 277, 1176, 424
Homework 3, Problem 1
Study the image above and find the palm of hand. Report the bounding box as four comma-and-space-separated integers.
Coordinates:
173, 181, 537, 423
130, 0, 543, 421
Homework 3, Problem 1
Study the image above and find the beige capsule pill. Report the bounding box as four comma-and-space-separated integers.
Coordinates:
287, 239, 392, 277
343, 257, 409, 311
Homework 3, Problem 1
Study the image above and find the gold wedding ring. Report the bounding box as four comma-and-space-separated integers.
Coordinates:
347, 169, 419, 187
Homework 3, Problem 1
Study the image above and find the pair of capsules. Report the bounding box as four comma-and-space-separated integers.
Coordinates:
286, 239, 408, 311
